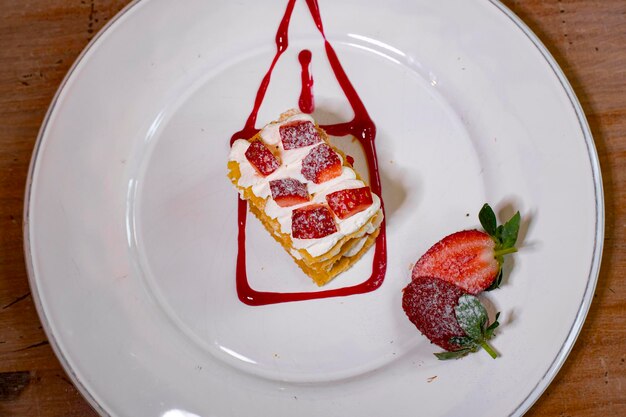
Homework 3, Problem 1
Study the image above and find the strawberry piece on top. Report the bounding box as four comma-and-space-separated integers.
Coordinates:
301, 144, 342, 184
245, 140, 280, 176
279, 120, 322, 150
270, 178, 310, 207
292, 204, 337, 239
326, 187, 373, 219
402, 276, 467, 351
412, 230, 500, 294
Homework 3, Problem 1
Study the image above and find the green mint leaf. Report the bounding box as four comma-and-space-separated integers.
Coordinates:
435, 348, 472, 360
455, 295, 488, 341
478, 203, 497, 236
500, 211, 521, 249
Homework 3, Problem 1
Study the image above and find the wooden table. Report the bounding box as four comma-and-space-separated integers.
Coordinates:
1, 1, 624, 415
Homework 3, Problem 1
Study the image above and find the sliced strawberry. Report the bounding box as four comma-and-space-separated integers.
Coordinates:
412, 230, 499, 294
279, 120, 321, 150
270, 178, 309, 207
326, 187, 373, 219
291, 204, 337, 239
301, 143, 342, 184
245, 140, 280, 176
402, 276, 467, 351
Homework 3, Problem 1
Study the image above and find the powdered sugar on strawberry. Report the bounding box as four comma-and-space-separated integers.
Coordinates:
301, 143, 342, 184
270, 178, 309, 207
244, 140, 280, 176
402, 276, 466, 351
412, 230, 499, 294
280, 120, 322, 150
292, 204, 337, 239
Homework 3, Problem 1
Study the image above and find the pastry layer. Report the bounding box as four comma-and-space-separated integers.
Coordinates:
227, 110, 383, 285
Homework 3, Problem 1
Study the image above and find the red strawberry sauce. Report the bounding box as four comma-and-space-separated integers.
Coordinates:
298, 49, 314, 114
230, 0, 387, 306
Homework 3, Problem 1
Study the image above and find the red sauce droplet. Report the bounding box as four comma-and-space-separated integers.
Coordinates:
231, 0, 387, 305
298, 49, 314, 113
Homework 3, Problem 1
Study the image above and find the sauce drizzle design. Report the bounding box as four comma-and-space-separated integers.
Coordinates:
231, 0, 387, 306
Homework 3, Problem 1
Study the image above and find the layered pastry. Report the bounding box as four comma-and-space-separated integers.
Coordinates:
227, 110, 384, 286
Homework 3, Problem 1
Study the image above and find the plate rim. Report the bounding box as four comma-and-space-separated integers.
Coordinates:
487, 1, 604, 415
23, 1, 143, 415
22, 1, 604, 416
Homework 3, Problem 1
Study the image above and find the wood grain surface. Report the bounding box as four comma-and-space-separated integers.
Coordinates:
0, 0, 624, 416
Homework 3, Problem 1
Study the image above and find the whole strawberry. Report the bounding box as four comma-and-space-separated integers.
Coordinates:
412, 204, 520, 294
402, 276, 467, 351
402, 276, 500, 359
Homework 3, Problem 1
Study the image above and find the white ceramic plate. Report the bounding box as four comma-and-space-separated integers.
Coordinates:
25, 0, 603, 416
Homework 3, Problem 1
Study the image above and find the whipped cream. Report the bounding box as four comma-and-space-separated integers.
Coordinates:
228, 113, 382, 258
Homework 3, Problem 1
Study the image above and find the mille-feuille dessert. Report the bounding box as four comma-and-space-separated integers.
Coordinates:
227, 110, 384, 286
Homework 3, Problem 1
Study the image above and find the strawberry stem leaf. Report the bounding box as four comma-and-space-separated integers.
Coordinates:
434, 349, 472, 360
450, 336, 474, 347
437, 295, 501, 360
485, 312, 501, 338
479, 204, 521, 290
499, 211, 521, 249
486, 269, 503, 291
494, 247, 518, 257
455, 295, 488, 340
479, 204, 521, 252
479, 203, 497, 236
480, 340, 498, 359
